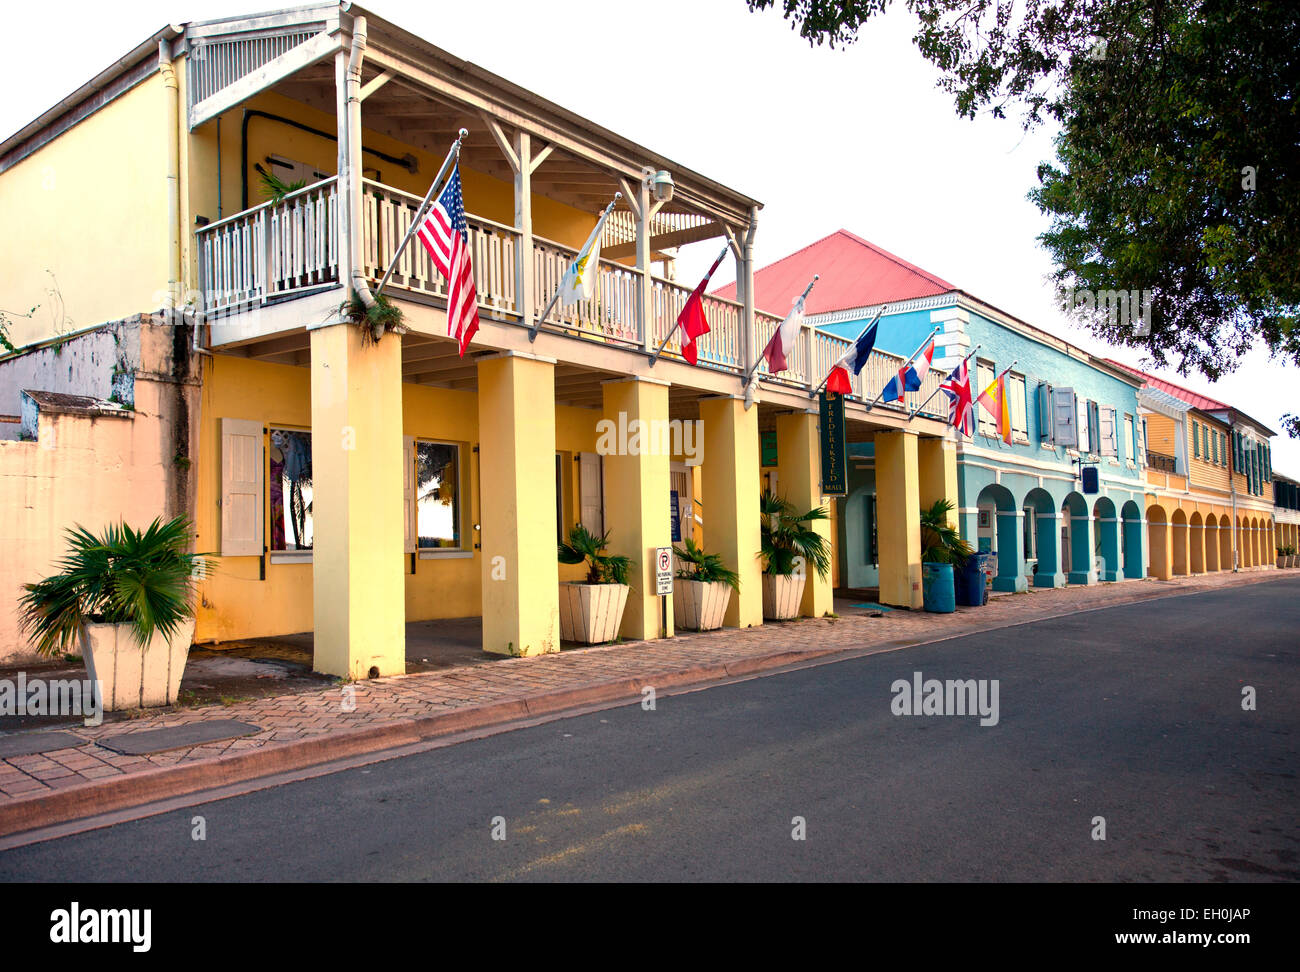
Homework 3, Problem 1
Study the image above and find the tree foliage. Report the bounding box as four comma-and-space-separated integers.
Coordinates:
747, 0, 1300, 392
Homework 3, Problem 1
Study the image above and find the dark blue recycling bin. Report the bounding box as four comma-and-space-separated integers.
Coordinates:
957, 553, 995, 606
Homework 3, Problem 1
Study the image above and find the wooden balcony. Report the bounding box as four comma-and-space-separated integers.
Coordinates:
196, 179, 944, 417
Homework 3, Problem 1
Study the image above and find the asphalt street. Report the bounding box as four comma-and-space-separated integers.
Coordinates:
2, 578, 1297, 881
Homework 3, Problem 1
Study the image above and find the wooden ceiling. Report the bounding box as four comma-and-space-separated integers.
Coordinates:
271, 62, 710, 222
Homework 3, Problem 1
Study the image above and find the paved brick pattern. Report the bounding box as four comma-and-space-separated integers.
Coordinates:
0, 568, 1290, 805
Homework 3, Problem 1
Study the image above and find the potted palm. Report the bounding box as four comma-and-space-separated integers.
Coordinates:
557, 524, 633, 644
672, 538, 740, 631
760, 491, 830, 620
920, 499, 972, 613
18, 517, 210, 711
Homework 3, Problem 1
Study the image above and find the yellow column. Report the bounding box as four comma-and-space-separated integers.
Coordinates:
477, 352, 560, 656
602, 378, 673, 640
876, 428, 922, 609
775, 410, 833, 618
310, 323, 406, 678
918, 435, 959, 523
700, 395, 763, 628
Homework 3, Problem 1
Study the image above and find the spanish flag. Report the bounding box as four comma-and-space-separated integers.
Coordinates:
977, 372, 1013, 444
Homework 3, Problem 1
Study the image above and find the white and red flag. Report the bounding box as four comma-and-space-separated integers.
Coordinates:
677, 248, 728, 365
762, 290, 810, 374
416, 165, 479, 356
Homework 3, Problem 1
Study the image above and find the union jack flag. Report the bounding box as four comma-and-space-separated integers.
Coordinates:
940, 359, 974, 437
416, 165, 479, 356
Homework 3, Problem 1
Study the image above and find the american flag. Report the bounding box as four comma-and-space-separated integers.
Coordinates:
416, 166, 479, 356
940, 359, 974, 437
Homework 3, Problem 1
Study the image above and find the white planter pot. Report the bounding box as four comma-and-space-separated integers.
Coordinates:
673, 579, 733, 631
762, 573, 805, 620
558, 583, 629, 645
81, 619, 195, 711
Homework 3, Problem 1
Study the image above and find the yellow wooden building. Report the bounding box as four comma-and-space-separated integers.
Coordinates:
0, 3, 960, 672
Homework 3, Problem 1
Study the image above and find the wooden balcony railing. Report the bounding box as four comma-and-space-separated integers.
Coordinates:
195, 178, 944, 418
197, 176, 339, 313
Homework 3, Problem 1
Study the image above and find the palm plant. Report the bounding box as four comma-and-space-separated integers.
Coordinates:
760, 491, 830, 578
673, 537, 740, 592
558, 524, 632, 585
920, 499, 972, 566
18, 517, 210, 657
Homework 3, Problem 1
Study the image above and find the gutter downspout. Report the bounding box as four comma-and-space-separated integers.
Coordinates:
346, 17, 378, 316
158, 36, 181, 326
1229, 418, 1240, 571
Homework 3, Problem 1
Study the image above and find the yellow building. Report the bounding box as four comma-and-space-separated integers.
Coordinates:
1108, 363, 1277, 577
0, 4, 959, 672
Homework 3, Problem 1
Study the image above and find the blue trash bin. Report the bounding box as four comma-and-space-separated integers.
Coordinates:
922, 562, 956, 613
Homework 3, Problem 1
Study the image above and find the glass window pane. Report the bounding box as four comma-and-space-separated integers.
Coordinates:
269, 428, 313, 551
416, 441, 461, 548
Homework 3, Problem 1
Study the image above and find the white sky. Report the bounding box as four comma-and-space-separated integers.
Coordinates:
4, 0, 1296, 473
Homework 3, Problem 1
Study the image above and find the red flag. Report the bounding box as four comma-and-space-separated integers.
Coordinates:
825, 365, 852, 395
677, 248, 728, 365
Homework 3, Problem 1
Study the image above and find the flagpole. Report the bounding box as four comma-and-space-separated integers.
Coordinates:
742, 274, 819, 387
807, 307, 886, 399
375, 129, 468, 299
907, 344, 982, 419
648, 244, 729, 366
528, 193, 622, 343
864, 324, 942, 411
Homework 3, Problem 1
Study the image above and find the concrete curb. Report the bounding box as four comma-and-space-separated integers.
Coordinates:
0, 569, 1288, 840
0, 646, 844, 839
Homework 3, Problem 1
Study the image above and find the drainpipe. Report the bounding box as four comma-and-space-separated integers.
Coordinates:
158, 36, 181, 326
346, 17, 378, 314
1229, 418, 1240, 570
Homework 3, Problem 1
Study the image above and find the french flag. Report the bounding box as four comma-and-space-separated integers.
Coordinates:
825, 318, 880, 395
881, 340, 934, 402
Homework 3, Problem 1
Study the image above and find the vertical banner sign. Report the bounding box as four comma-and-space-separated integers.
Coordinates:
670, 490, 682, 542
819, 390, 847, 495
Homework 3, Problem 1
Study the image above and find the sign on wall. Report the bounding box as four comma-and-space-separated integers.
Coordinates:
819, 390, 847, 496
761, 430, 778, 467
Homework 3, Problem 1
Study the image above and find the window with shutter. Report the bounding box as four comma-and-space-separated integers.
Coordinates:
403, 436, 416, 554
1139, 417, 1148, 467
976, 361, 996, 436
1123, 414, 1134, 462
1100, 406, 1117, 456
1009, 373, 1028, 441
1052, 387, 1077, 448
221, 418, 264, 557
578, 452, 604, 536
1037, 383, 1054, 442
1192, 421, 1200, 458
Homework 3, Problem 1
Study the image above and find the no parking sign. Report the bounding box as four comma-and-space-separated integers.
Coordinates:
655, 546, 673, 595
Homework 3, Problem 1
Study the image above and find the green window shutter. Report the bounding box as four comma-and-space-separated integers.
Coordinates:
1193, 421, 1200, 457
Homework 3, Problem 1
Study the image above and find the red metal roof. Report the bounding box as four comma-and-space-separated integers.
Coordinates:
713, 229, 956, 316
1104, 359, 1230, 412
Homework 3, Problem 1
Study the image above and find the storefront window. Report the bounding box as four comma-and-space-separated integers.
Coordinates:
416, 441, 461, 548
269, 428, 313, 551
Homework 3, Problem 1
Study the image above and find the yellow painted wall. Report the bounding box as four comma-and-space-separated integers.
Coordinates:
193, 350, 599, 643
0, 76, 169, 347
1186, 415, 1231, 492
1146, 414, 1177, 459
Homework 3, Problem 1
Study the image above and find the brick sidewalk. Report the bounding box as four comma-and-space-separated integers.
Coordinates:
0, 567, 1293, 831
